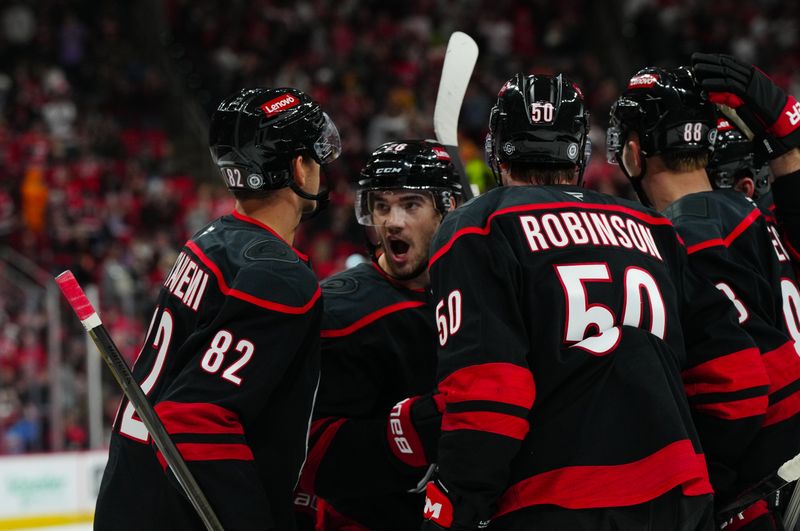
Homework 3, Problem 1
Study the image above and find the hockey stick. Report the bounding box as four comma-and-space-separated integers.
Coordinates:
783, 481, 800, 530
716, 451, 800, 522
54, 271, 225, 531
434, 31, 479, 200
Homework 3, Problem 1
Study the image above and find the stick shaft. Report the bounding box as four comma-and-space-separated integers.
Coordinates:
55, 271, 224, 531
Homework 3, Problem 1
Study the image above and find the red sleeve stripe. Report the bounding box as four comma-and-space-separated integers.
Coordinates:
682, 348, 769, 397
769, 96, 800, 136
442, 411, 530, 440
321, 301, 426, 338
296, 418, 347, 494
692, 395, 768, 420
439, 363, 535, 409
494, 439, 711, 516
185, 240, 321, 314
686, 208, 762, 255
156, 442, 255, 468
763, 388, 800, 427
762, 341, 800, 395
430, 202, 673, 268
154, 401, 244, 435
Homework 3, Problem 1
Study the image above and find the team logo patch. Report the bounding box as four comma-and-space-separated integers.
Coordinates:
432, 147, 451, 161
261, 93, 300, 117
567, 143, 579, 160
503, 141, 515, 155
247, 174, 264, 189
628, 73, 659, 89
708, 128, 718, 145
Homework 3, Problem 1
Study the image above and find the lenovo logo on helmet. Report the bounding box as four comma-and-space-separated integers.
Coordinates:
261, 93, 300, 117
628, 74, 660, 89
717, 118, 734, 132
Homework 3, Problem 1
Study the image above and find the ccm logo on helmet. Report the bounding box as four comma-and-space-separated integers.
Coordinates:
261, 94, 300, 117
628, 73, 660, 89
376, 167, 403, 174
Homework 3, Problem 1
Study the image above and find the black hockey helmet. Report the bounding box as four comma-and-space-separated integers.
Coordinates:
485, 72, 591, 186
708, 118, 770, 198
607, 66, 717, 168
355, 140, 462, 226
208, 87, 340, 198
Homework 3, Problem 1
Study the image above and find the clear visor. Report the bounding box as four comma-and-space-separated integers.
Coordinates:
313, 112, 341, 165
606, 126, 623, 164
355, 189, 438, 226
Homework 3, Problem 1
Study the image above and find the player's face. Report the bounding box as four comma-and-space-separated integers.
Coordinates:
371, 191, 441, 280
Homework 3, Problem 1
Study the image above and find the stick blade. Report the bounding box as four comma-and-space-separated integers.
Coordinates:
433, 31, 479, 147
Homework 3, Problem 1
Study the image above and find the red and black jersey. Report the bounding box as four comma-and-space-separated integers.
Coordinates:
94, 210, 322, 531
295, 262, 438, 531
427, 185, 767, 526
665, 189, 800, 496
772, 170, 800, 272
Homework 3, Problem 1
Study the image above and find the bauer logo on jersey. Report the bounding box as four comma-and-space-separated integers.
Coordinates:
628, 73, 660, 89
432, 147, 451, 161
261, 93, 300, 117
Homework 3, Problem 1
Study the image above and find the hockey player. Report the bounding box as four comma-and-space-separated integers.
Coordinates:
707, 118, 771, 209
294, 140, 461, 531
608, 67, 800, 529
93, 88, 341, 531
691, 53, 800, 273
419, 73, 766, 531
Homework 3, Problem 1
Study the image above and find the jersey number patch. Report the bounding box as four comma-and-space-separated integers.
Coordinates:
556, 263, 666, 355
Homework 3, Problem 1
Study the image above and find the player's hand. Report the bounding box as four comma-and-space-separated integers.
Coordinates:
420, 479, 490, 530
387, 392, 445, 468
691, 52, 800, 159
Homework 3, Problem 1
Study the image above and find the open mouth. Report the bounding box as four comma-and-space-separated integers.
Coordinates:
389, 239, 410, 256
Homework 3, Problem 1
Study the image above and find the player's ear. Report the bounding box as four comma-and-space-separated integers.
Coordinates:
734, 176, 756, 198
622, 138, 642, 177
290, 155, 306, 187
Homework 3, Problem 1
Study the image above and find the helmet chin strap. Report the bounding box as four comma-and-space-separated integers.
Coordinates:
290, 181, 330, 221
616, 152, 653, 207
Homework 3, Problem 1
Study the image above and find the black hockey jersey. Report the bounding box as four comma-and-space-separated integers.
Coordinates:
426, 185, 768, 526
94, 210, 322, 531
665, 189, 800, 497
773, 170, 800, 272
294, 262, 438, 531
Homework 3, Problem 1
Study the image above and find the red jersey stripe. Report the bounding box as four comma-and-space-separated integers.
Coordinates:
763, 388, 800, 427
762, 341, 800, 395
321, 301, 427, 338
686, 208, 762, 255
682, 348, 769, 397
442, 411, 530, 440
693, 395, 769, 420
155, 442, 255, 469
297, 418, 347, 494
430, 202, 673, 268
185, 240, 321, 314
154, 401, 244, 435
723, 499, 769, 531
493, 439, 711, 516
439, 363, 535, 409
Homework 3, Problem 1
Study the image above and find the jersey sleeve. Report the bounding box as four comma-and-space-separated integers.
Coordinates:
427, 226, 535, 527
154, 262, 321, 530
297, 334, 431, 502
772, 169, 800, 271
672, 240, 770, 500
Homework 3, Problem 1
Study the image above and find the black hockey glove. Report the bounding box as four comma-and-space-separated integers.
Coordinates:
387, 392, 445, 469
691, 52, 800, 160
419, 478, 491, 530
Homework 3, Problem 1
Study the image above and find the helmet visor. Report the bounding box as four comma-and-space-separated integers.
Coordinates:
355, 189, 439, 226
606, 126, 623, 164
313, 112, 341, 165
